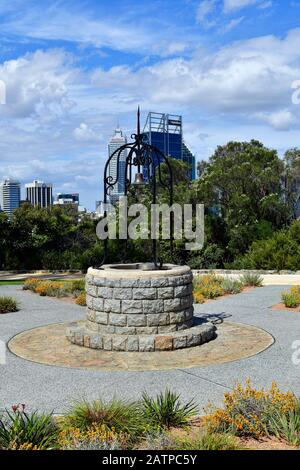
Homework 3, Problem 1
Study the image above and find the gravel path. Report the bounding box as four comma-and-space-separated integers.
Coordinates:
0, 284, 299, 414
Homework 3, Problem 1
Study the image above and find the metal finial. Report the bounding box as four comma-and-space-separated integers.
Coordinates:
137, 106, 140, 136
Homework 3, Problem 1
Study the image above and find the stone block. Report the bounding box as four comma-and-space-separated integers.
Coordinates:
103, 336, 112, 351
135, 326, 158, 335
155, 335, 173, 351
177, 320, 193, 331
103, 299, 121, 313
106, 278, 121, 287
112, 336, 127, 351
133, 288, 157, 300
157, 287, 174, 299
109, 313, 127, 326
174, 284, 192, 298
143, 299, 164, 314
169, 311, 186, 324
182, 273, 193, 284
115, 326, 136, 335
86, 295, 93, 309
163, 298, 181, 312
93, 297, 104, 311
167, 276, 183, 287
86, 285, 97, 297
186, 332, 201, 347
95, 312, 108, 325
151, 277, 169, 288
173, 335, 187, 349
184, 307, 194, 321
122, 300, 143, 314
90, 335, 103, 349
86, 320, 98, 331
180, 296, 193, 309
85, 274, 94, 285
147, 313, 169, 326
127, 337, 139, 351
98, 325, 115, 334
83, 335, 90, 348
92, 277, 107, 287
98, 287, 113, 299
87, 309, 96, 321
158, 324, 177, 333
114, 287, 132, 300
139, 336, 155, 352
127, 314, 147, 327
74, 331, 84, 346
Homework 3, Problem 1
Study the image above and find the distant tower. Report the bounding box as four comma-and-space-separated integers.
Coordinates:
0, 178, 21, 216
108, 127, 127, 205
25, 180, 53, 208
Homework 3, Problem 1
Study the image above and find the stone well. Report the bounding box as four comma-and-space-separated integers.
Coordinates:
67, 264, 216, 352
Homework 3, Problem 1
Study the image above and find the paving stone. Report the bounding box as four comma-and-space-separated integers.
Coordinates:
173, 335, 187, 349
155, 335, 173, 351
139, 336, 155, 352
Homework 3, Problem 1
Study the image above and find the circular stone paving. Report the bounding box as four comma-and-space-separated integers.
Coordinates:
8, 321, 274, 371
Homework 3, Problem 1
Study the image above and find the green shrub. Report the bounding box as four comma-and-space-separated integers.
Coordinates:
75, 292, 86, 306
64, 398, 145, 444
141, 390, 198, 430
0, 405, 58, 450
193, 274, 224, 299
220, 278, 243, 295
0, 296, 19, 314
239, 272, 263, 287
269, 400, 300, 446
282, 292, 300, 308
69, 279, 85, 293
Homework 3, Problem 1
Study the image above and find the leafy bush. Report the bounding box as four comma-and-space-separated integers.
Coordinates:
282, 292, 300, 309
204, 380, 296, 438
64, 398, 145, 443
193, 274, 224, 300
220, 278, 243, 295
193, 291, 205, 304
70, 279, 85, 292
239, 272, 263, 287
269, 400, 300, 446
0, 296, 19, 314
58, 423, 126, 450
75, 292, 86, 306
141, 390, 198, 430
0, 404, 58, 450
23, 278, 41, 291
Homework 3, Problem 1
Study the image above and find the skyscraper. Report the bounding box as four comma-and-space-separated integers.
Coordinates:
142, 112, 196, 180
25, 180, 53, 208
107, 127, 127, 205
0, 178, 21, 216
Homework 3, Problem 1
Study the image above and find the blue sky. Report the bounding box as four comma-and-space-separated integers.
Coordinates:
0, 0, 300, 209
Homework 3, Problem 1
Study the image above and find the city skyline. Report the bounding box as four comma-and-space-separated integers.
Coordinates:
0, 1, 300, 210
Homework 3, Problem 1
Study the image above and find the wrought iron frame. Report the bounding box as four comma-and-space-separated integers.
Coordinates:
100, 108, 173, 269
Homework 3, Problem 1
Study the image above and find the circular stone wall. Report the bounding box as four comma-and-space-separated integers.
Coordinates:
67, 264, 216, 352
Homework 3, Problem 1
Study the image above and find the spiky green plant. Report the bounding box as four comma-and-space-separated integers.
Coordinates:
0, 296, 19, 314
141, 390, 198, 430
239, 272, 263, 287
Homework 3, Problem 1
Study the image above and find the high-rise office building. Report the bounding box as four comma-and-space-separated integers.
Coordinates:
56, 193, 79, 204
25, 180, 53, 208
142, 112, 196, 180
0, 178, 21, 215
107, 128, 127, 205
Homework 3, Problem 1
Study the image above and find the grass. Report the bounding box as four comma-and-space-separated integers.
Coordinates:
0, 296, 19, 314
64, 398, 145, 445
0, 405, 58, 450
0, 280, 24, 286
141, 390, 198, 430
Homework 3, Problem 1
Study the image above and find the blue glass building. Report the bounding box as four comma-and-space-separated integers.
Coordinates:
142, 112, 196, 180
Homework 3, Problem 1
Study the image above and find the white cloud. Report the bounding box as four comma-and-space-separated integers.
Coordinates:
223, 0, 260, 12
196, 0, 217, 29
73, 123, 101, 142
259, 110, 298, 130
223, 16, 245, 32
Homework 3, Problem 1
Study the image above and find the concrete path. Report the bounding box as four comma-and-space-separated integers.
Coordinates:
0, 285, 299, 414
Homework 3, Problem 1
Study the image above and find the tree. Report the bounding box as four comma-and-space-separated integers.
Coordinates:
194, 140, 289, 261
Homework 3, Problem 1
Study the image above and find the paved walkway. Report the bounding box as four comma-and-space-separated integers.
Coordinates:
0, 285, 299, 414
